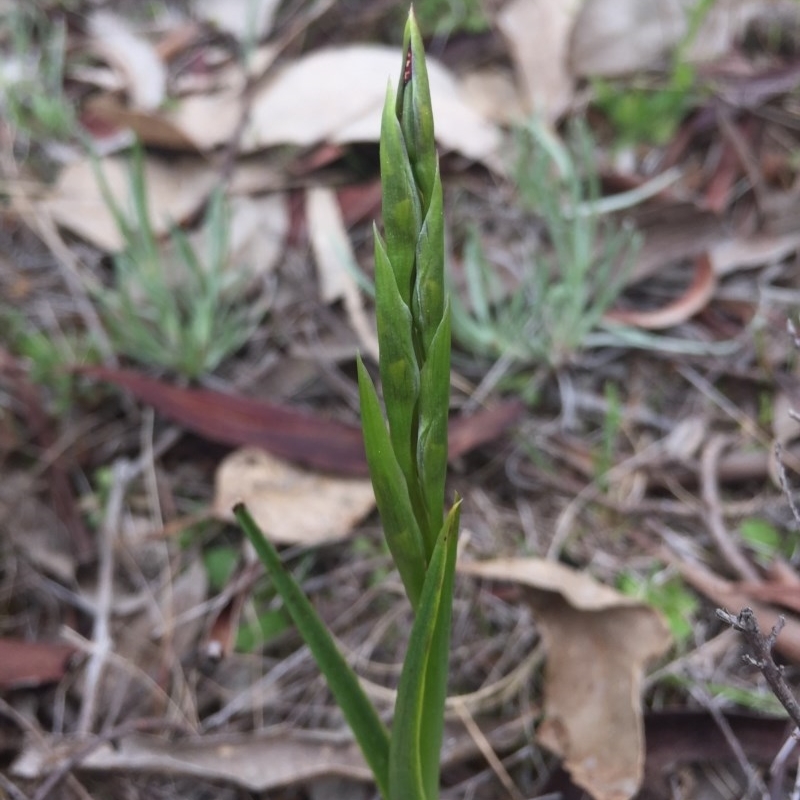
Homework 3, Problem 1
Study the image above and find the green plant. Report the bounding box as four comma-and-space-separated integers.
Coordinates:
93, 144, 264, 378
0, 6, 75, 141
235, 11, 460, 800
593, 381, 623, 491
413, 0, 488, 36
451, 118, 639, 369
593, 0, 716, 145
618, 568, 698, 645
0, 308, 98, 415
739, 517, 797, 566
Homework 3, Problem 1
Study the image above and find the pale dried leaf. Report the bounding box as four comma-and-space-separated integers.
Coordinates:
39, 156, 218, 252
709, 231, 800, 276
225, 193, 289, 280
497, 0, 582, 121
84, 92, 241, 151
460, 68, 527, 126
83, 45, 278, 151
305, 187, 379, 360
88, 11, 166, 110
12, 730, 370, 791
460, 558, 672, 800
242, 45, 502, 165
570, 0, 763, 78
213, 448, 376, 545
195, 0, 281, 41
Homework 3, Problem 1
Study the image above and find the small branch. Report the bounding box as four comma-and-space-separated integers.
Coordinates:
701, 435, 759, 581
76, 459, 132, 735
716, 607, 800, 730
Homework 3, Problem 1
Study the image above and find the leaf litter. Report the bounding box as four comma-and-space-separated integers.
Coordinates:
3, 1, 800, 799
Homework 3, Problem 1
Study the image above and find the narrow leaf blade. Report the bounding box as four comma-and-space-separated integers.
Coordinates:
418, 502, 460, 799
389, 500, 461, 800
234, 503, 390, 799
417, 305, 451, 555
374, 228, 419, 483
412, 165, 444, 360
380, 84, 421, 307
357, 357, 427, 608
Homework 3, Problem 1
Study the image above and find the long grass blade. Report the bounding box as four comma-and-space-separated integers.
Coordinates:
388, 501, 461, 800
234, 503, 391, 799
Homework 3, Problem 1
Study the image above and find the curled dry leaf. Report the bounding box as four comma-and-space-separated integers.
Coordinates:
213, 447, 376, 545
459, 558, 672, 800
605, 253, 716, 330
40, 156, 218, 252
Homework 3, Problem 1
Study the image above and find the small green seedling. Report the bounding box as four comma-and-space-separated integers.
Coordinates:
0, 5, 75, 142
618, 568, 698, 646
450, 119, 639, 369
235, 11, 460, 800
739, 517, 797, 566
413, 0, 488, 36
593, 0, 716, 146
93, 144, 264, 379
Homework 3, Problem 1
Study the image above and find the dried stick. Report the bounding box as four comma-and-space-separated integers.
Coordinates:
701, 435, 760, 581
716, 608, 800, 730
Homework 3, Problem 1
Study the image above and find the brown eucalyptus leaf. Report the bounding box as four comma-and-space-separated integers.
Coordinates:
460, 558, 672, 800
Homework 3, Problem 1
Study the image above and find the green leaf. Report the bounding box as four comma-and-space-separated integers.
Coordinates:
389, 501, 461, 800
374, 227, 420, 483
412, 165, 444, 359
203, 545, 239, 591
418, 502, 460, 800
398, 9, 437, 211
416, 305, 451, 555
380, 84, 422, 307
234, 503, 390, 799
357, 356, 428, 608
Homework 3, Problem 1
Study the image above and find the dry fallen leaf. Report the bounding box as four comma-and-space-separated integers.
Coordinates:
709, 230, 800, 276
242, 45, 502, 165
459, 68, 526, 127
497, 0, 581, 122
207, 193, 288, 281
0, 638, 78, 691
605, 254, 716, 330
195, 0, 281, 41
570, 0, 763, 78
306, 186, 379, 361
213, 447, 376, 545
12, 714, 525, 793
12, 729, 371, 792
460, 558, 672, 800
88, 10, 167, 110
40, 156, 218, 252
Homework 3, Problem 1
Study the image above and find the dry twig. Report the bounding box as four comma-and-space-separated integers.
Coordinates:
716, 608, 800, 729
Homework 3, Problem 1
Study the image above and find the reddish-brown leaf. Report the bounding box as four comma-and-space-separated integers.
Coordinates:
605, 253, 716, 330
79, 367, 525, 476
0, 638, 77, 690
